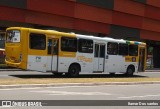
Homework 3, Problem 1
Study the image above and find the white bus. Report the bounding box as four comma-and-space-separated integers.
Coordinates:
5, 27, 146, 77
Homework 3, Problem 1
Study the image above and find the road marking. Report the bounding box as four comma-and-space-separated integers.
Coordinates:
119, 94, 160, 99
31, 90, 112, 96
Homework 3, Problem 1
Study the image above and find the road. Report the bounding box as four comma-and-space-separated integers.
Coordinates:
0, 69, 160, 109
0, 69, 160, 79
0, 84, 160, 109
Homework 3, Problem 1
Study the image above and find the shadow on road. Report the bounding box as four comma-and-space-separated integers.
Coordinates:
9, 74, 148, 79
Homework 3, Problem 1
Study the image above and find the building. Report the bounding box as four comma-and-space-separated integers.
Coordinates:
0, 0, 160, 68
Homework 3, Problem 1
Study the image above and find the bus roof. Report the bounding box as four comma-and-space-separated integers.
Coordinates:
77, 34, 146, 46
6, 27, 146, 46
77, 34, 126, 43
7, 27, 76, 37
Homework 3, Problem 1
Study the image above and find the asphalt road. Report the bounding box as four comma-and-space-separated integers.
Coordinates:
0, 69, 160, 109
0, 84, 160, 109
0, 69, 160, 79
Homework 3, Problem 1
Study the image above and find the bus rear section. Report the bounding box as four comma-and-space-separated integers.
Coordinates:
5, 28, 27, 69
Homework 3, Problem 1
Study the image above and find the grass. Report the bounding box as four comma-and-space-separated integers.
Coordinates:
0, 78, 160, 85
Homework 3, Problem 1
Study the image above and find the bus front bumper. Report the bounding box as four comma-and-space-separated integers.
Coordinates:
5, 59, 21, 68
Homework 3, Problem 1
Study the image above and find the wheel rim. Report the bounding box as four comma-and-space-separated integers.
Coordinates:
71, 68, 77, 74
69, 65, 79, 77
128, 68, 133, 75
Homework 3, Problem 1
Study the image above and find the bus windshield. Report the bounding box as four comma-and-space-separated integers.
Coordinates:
6, 30, 20, 43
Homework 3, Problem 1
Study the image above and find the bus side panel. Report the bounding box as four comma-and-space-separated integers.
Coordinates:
105, 55, 139, 73
105, 55, 121, 73
79, 53, 94, 73
20, 29, 28, 69
27, 55, 47, 72
58, 57, 76, 73
27, 30, 48, 72
58, 54, 93, 73
112, 55, 127, 73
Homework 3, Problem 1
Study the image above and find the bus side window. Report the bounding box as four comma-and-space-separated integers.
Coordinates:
61, 37, 77, 52
107, 42, 118, 55
119, 43, 128, 55
78, 39, 93, 53
129, 45, 138, 56
30, 33, 46, 50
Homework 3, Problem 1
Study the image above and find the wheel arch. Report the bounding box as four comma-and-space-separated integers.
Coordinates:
68, 63, 81, 72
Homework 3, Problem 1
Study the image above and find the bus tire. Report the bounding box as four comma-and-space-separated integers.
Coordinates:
126, 65, 135, 76
109, 72, 115, 76
68, 64, 80, 77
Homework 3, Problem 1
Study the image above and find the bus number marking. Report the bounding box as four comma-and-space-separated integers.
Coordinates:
36, 56, 41, 62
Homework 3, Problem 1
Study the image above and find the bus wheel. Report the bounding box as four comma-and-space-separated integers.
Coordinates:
68, 64, 80, 77
126, 66, 134, 76
53, 72, 63, 76
109, 72, 115, 76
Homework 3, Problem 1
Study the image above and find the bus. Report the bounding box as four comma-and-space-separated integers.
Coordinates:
5, 27, 146, 77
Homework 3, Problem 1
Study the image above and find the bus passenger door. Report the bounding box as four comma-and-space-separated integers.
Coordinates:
93, 44, 105, 72
138, 48, 145, 72
50, 39, 59, 72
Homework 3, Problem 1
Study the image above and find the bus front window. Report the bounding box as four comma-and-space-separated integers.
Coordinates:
6, 30, 20, 43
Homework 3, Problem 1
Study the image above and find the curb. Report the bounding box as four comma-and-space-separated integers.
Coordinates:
0, 81, 160, 89
0, 69, 21, 71
145, 70, 160, 72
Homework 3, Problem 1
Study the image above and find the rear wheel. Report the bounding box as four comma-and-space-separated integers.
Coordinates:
109, 72, 115, 76
125, 66, 134, 76
67, 65, 80, 77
